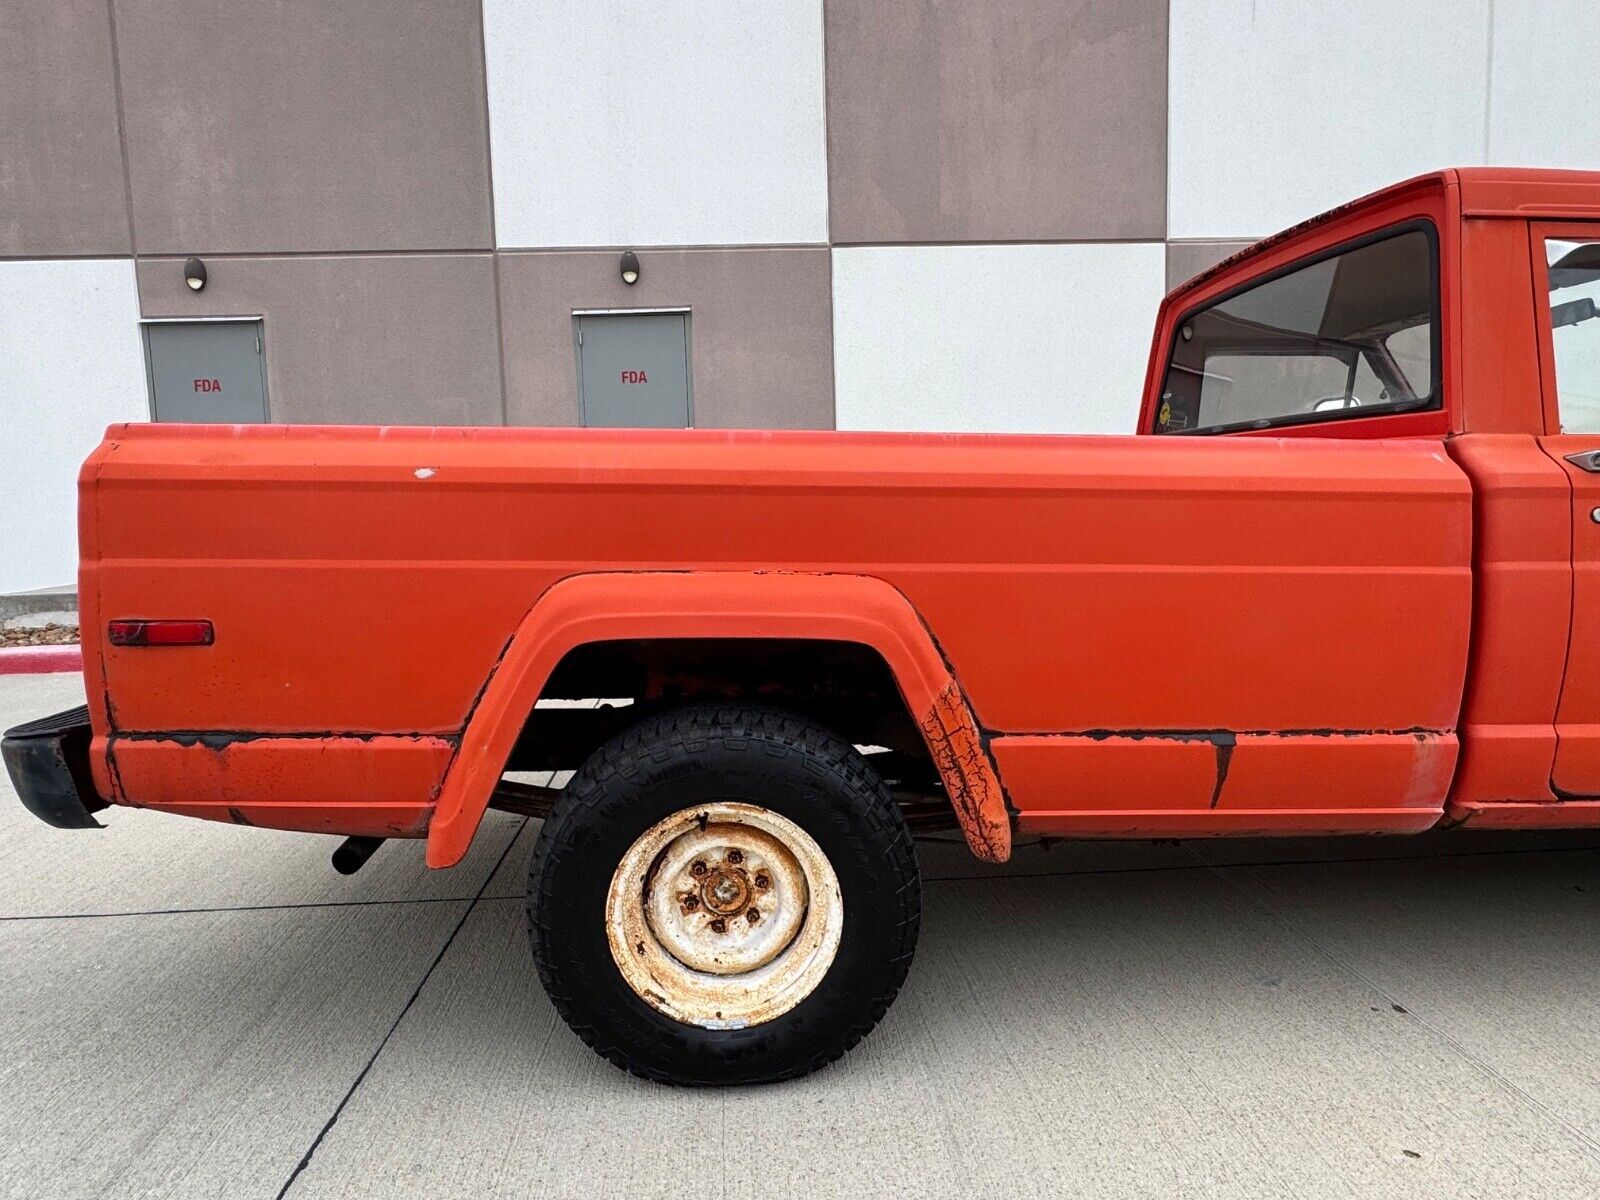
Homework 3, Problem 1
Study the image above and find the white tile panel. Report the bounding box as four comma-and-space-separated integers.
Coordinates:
1487, 3, 1600, 169
1168, 0, 1491, 240
831, 242, 1168, 435
0, 259, 146, 593
483, 0, 828, 248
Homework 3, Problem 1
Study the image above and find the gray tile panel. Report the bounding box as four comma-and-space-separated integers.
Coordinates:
499, 247, 834, 429
111, 0, 493, 254
136, 253, 503, 425
825, 0, 1168, 244
0, 1, 130, 256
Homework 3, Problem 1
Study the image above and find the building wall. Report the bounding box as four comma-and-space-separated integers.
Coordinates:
1, 260, 146, 593
3, 0, 1600, 590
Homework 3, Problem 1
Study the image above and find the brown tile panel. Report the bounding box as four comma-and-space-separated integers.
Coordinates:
0, 1, 129, 256
136, 254, 502, 425
498, 248, 834, 429
1165, 240, 1257, 290
112, 0, 492, 254
825, 0, 1167, 244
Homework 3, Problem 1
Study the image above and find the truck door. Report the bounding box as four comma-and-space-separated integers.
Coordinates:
1533, 222, 1600, 795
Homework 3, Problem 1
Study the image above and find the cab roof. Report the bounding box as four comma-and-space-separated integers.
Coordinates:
1181, 167, 1600, 296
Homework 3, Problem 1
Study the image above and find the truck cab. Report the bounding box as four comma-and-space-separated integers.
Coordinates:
1140, 168, 1600, 825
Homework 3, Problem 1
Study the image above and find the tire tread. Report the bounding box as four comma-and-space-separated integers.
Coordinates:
526, 703, 919, 1085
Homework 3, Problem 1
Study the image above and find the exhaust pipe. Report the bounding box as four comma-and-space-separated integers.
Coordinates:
332, 835, 386, 875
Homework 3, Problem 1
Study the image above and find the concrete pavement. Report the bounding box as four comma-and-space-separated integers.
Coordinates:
4, 671, 1600, 1198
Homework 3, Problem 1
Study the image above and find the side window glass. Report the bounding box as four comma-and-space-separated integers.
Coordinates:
1546, 239, 1600, 433
1155, 227, 1439, 434
1351, 352, 1388, 406
1384, 322, 1432, 397
1196, 353, 1348, 427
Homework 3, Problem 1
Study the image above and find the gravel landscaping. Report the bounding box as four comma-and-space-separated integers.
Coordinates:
0, 624, 78, 649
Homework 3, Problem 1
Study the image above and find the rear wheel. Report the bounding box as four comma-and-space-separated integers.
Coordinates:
526, 704, 920, 1085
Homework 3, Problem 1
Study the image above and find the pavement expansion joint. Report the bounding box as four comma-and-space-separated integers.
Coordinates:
274, 818, 529, 1199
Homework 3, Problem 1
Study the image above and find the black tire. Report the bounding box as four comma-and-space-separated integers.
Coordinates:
526, 703, 921, 1085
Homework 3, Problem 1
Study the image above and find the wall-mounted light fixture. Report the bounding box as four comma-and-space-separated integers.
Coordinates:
619, 250, 640, 286
183, 257, 208, 292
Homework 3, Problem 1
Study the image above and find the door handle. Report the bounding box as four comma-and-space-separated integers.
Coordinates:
1566, 450, 1600, 473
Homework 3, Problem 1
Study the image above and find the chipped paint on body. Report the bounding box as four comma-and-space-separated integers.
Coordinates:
918, 681, 1012, 863
998, 727, 1460, 839
102, 731, 453, 837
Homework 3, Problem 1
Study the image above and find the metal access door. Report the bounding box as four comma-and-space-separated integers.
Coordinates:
575, 311, 691, 428
143, 319, 268, 422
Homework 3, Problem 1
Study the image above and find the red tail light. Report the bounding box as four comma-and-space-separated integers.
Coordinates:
108, 620, 214, 647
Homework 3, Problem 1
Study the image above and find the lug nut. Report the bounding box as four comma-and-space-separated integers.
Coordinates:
683, 894, 699, 910
727, 849, 744, 865
754, 873, 770, 889
747, 908, 762, 924
691, 861, 708, 877
709, 918, 727, 933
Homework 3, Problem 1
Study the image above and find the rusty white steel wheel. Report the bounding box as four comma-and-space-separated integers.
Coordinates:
605, 802, 844, 1030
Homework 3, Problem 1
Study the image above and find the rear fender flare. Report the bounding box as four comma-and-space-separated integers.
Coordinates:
425, 572, 1011, 868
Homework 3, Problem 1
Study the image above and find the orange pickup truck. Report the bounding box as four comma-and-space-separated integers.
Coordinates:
9, 167, 1600, 1084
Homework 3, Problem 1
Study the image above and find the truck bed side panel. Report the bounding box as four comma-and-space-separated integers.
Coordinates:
82, 425, 1472, 835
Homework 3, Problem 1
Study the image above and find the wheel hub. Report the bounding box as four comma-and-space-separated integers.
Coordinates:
699, 866, 750, 915
605, 802, 844, 1029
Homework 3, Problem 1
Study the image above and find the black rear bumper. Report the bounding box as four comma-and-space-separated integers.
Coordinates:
2, 706, 106, 829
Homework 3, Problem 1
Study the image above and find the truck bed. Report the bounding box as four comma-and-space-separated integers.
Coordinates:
79, 422, 1472, 837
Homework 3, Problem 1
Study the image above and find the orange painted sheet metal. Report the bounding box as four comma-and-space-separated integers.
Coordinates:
1445, 435, 1568, 807
82, 424, 1471, 858
1455, 167, 1600, 220
1000, 731, 1454, 837
1450, 799, 1600, 829
1456, 221, 1547, 435
85, 424, 1472, 739
1542, 461, 1600, 796
1449, 725, 1563, 812
991, 735, 1221, 814
1548, 726, 1600, 795
1017, 807, 1441, 839
1218, 732, 1456, 816
107, 734, 452, 837
422, 571, 1010, 868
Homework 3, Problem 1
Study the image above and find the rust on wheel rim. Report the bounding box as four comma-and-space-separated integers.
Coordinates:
605, 802, 843, 1029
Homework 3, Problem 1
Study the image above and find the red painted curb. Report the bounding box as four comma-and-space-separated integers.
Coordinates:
0, 645, 83, 675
